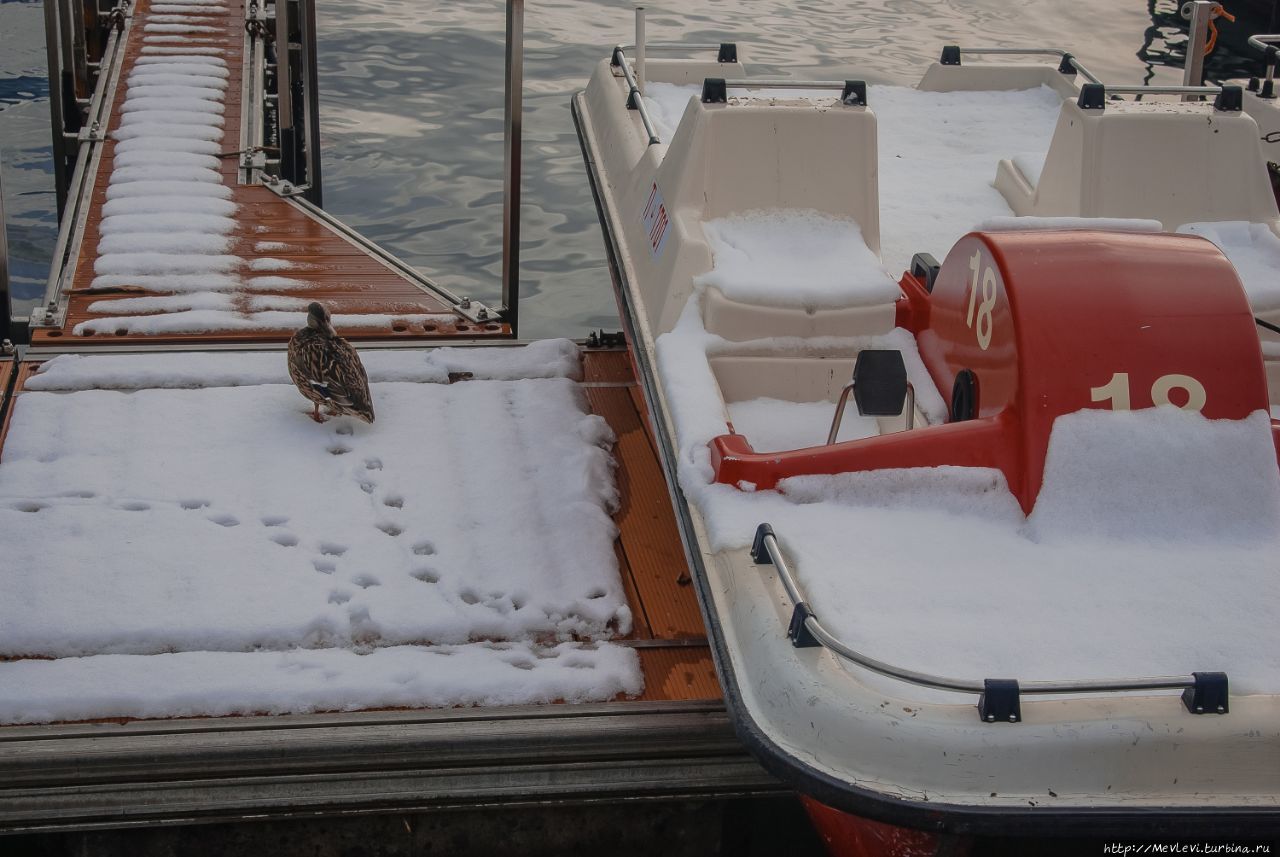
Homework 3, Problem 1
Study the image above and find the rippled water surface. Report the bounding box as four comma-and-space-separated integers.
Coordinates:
0, 0, 1266, 336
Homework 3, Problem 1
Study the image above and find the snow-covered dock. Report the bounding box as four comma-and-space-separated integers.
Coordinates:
0, 345, 767, 831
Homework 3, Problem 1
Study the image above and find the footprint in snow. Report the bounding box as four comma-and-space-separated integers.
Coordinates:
207, 513, 239, 527
269, 531, 299, 547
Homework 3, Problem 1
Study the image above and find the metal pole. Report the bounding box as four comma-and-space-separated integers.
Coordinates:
500, 0, 523, 334
69, 0, 90, 99
275, 0, 295, 183
635, 6, 645, 96
298, 0, 322, 205
0, 148, 13, 344
42, 0, 69, 217
1182, 0, 1213, 99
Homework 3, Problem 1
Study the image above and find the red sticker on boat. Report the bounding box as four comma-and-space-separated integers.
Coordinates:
641, 182, 669, 259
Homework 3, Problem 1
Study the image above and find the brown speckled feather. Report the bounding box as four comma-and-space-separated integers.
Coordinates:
288, 310, 375, 423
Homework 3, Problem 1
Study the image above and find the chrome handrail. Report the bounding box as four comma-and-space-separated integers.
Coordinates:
945, 46, 1102, 84
751, 523, 1224, 721
945, 45, 1236, 100
1248, 34, 1280, 97
611, 46, 661, 145
37, 6, 129, 328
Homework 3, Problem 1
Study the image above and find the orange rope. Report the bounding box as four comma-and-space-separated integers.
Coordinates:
1205, 4, 1236, 55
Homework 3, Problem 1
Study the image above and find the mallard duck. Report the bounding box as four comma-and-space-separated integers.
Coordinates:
287, 303, 375, 423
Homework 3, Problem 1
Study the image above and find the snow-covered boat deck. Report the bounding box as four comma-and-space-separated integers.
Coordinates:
33, 0, 504, 346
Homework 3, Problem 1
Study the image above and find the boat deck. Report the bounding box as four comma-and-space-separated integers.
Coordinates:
35, 0, 505, 347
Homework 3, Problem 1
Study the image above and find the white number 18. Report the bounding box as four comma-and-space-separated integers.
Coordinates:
1090, 372, 1207, 412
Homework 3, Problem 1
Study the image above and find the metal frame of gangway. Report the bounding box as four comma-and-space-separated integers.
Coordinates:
33, 0, 530, 340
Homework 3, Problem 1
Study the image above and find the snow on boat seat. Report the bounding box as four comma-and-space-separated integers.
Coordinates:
994, 94, 1279, 232
0, 341, 643, 724
619, 87, 884, 337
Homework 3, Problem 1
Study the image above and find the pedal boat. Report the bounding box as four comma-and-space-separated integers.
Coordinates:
572, 35, 1280, 849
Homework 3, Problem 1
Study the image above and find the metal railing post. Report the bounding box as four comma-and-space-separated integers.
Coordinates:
43, 0, 69, 217
635, 6, 646, 96
275, 0, 295, 185
500, 0, 523, 334
298, 0, 322, 205
1183, 0, 1213, 98
0, 148, 12, 344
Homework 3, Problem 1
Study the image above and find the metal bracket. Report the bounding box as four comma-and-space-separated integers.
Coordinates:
701, 78, 728, 104
77, 121, 107, 143
1213, 85, 1243, 112
452, 296, 500, 325
1078, 83, 1106, 110
840, 80, 867, 107
584, 329, 625, 349
787, 603, 821, 648
1057, 53, 1077, 75
910, 252, 941, 293
717, 42, 738, 63
1182, 671, 1229, 714
750, 523, 775, 565
978, 678, 1021, 723
262, 177, 313, 199
940, 45, 962, 66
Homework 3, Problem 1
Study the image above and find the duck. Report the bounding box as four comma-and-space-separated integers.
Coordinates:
287, 302, 375, 424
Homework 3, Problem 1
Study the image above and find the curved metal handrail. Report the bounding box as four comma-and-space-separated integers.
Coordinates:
610, 46, 662, 146
750, 523, 1227, 721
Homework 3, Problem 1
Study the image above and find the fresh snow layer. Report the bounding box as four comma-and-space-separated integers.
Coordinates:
873, 85, 1064, 276
978, 216, 1163, 233
73, 310, 448, 336
0, 642, 641, 724
27, 339, 584, 391
697, 211, 901, 309
727, 398, 878, 452
0, 343, 638, 722
1178, 221, 1280, 311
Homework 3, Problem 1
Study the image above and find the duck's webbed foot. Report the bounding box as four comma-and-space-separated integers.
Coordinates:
310, 403, 328, 423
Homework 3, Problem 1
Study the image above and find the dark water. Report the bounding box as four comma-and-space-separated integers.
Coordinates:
0, 0, 1269, 337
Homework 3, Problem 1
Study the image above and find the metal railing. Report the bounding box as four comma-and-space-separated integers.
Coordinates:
0, 146, 11, 346
941, 44, 1238, 107
36, 4, 129, 330
750, 523, 1229, 722
611, 46, 663, 146
1249, 33, 1280, 97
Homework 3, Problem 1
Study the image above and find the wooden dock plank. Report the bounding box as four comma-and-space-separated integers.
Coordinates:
582, 351, 703, 642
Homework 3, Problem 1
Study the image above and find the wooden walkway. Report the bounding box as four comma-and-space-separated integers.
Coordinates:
34, 0, 505, 347
584, 350, 719, 702
0, 348, 719, 707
